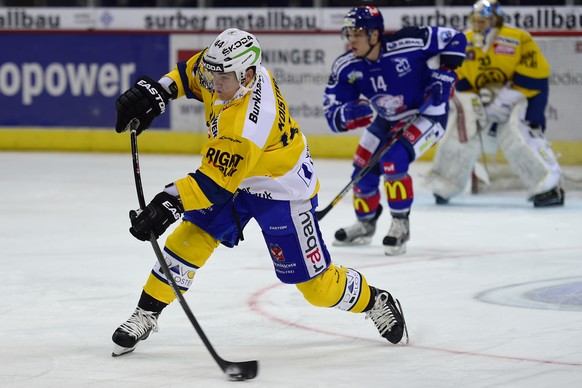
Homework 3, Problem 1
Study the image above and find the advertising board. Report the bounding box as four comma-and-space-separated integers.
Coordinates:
0, 33, 170, 128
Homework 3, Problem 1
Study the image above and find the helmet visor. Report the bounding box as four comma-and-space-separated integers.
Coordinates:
342, 26, 368, 40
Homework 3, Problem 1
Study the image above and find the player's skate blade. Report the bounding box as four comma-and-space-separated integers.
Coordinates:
383, 242, 407, 256
112, 344, 137, 357
333, 236, 373, 246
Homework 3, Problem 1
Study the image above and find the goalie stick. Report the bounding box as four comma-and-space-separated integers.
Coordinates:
316, 98, 433, 221
128, 120, 259, 381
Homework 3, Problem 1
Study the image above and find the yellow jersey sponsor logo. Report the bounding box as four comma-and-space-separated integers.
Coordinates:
205, 147, 244, 177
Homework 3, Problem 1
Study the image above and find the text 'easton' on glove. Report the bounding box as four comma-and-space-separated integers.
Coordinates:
115, 76, 170, 135
129, 192, 184, 241
424, 68, 458, 106
336, 99, 374, 131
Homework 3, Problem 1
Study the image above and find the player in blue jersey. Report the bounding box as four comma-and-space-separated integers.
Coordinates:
323, 5, 467, 255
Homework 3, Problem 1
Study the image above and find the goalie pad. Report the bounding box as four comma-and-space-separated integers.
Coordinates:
498, 101, 562, 197
424, 92, 486, 199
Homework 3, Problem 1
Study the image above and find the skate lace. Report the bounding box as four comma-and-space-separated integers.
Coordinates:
387, 218, 409, 238
119, 308, 159, 339
365, 292, 396, 335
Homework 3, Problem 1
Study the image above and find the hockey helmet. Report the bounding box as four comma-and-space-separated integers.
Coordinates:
343, 5, 384, 37
203, 28, 262, 86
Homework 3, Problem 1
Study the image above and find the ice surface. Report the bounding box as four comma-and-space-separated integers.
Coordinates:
1, 152, 581, 387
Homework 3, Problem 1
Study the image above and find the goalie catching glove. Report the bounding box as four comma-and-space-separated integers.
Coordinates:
129, 191, 183, 241
335, 99, 374, 131
115, 76, 171, 135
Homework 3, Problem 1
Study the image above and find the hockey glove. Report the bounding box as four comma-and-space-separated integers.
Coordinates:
424, 68, 458, 106
129, 192, 183, 241
115, 76, 171, 135
336, 99, 374, 131
485, 85, 525, 125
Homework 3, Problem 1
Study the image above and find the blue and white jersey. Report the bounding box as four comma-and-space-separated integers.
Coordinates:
323, 26, 466, 133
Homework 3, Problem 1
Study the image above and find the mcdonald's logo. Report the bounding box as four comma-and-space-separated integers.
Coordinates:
384, 180, 408, 201
353, 197, 371, 213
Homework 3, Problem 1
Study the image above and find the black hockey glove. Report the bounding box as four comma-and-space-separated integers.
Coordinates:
129, 192, 183, 241
115, 76, 170, 135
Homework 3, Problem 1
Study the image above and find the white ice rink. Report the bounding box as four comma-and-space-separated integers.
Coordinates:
1, 151, 581, 387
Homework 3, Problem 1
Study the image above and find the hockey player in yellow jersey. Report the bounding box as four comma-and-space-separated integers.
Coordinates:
426, 0, 564, 207
111, 28, 408, 357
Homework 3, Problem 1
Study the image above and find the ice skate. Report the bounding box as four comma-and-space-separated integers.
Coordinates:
383, 215, 409, 255
531, 186, 565, 207
334, 205, 383, 246
112, 307, 159, 357
365, 287, 408, 345
434, 193, 449, 205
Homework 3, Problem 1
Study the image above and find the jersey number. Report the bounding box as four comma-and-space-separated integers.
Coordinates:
370, 76, 387, 93
478, 56, 491, 69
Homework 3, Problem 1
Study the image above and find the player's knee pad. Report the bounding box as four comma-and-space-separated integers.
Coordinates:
352, 163, 381, 219
383, 174, 413, 215
425, 92, 484, 199
499, 103, 562, 196
296, 264, 371, 313
144, 220, 219, 304
352, 189, 381, 219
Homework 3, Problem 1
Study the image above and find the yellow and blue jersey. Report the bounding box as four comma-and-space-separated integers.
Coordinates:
163, 51, 319, 211
456, 24, 550, 126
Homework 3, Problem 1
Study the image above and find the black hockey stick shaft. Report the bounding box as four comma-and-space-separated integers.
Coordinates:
316, 99, 433, 221
129, 124, 258, 380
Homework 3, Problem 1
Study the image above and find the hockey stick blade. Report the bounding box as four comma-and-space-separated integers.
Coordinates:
130, 129, 259, 381
224, 361, 259, 381
316, 98, 434, 221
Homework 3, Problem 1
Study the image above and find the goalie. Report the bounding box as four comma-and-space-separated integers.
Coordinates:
425, 0, 565, 207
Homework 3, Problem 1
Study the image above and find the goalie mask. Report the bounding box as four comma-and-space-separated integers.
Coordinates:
202, 28, 262, 99
470, 0, 505, 49
470, 0, 504, 34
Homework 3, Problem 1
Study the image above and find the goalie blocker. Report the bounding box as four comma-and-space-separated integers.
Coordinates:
425, 90, 564, 207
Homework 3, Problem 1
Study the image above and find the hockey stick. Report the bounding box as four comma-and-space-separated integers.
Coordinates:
128, 121, 258, 381
316, 99, 433, 221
